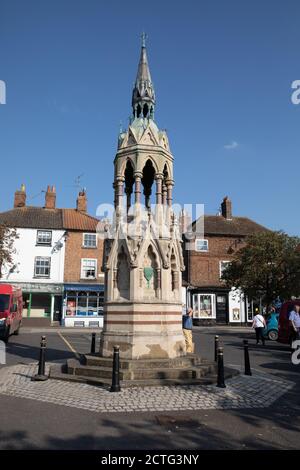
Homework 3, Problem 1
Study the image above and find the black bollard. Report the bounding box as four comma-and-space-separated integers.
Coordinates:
90, 332, 96, 354
216, 346, 226, 388
32, 335, 48, 381
214, 335, 219, 362
243, 339, 252, 376
110, 345, 121, 393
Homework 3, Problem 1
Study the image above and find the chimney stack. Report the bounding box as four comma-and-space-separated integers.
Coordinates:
14, 184, 26, 208
76, 189, 87, 212
45, 185, 56, 209
221, 196, 232, 220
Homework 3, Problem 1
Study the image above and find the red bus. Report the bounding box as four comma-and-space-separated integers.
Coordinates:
278, 299, 300, 345
0, 284, 23, 343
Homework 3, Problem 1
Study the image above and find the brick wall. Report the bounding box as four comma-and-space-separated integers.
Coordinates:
64, 231, 104, 283
186, 235, 246, 287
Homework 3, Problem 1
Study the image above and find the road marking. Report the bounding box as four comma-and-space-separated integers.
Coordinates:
58, 332, 80, 359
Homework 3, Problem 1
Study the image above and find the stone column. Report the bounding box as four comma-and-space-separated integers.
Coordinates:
115, 176, 125, 208
162, 184, 167, 205
155, 173, 163, 205
166, 180, 174, 208
134, 172, 142, 204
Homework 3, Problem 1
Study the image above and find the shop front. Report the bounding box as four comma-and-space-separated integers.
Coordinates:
63, 283, 104, 328
10, 282, 63, 324
188, 287, 247, 325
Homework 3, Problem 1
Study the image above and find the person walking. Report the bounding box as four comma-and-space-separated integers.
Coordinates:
252, 308, 266, 345
182, 307, 194, 354
289, 304, 300, 341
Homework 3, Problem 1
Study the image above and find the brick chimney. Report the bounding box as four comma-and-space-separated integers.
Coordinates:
44, 185, 56, 209
76, 189, 87, 212
14, 184, 26, 208
221, 196, 232, 220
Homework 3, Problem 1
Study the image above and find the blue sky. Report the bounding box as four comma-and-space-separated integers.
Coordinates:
0, 0, 299, 235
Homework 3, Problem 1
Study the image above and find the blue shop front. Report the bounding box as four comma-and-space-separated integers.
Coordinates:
62, 283, 104, 328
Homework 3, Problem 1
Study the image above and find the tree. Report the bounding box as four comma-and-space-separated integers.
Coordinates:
222, 231, 300, 311
0, 224, 19, 279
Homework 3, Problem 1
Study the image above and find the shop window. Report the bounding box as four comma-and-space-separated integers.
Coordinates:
34, 257, 51, 278
65, 291, 104, 317
195, 239, 208, 252
192, 293, 216, 319
83, 233, 97, 248
36, 230, 52, 246
81, 259, 97, 279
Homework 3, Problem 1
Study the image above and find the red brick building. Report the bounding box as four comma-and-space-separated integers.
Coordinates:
183, 197, 268, 325
62, 190, 105, 327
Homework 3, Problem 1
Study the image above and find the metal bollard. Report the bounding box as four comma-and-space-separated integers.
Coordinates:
110, 345, 121, 393
90, 332, 96, 354
243, 339, 252, 376
216, 346, 226, 388
32, 335, 48, 381
214, 335, 219, 362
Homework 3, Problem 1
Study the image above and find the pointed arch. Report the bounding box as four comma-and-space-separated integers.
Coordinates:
142, 159, 156, 208
116, 246, 130, 300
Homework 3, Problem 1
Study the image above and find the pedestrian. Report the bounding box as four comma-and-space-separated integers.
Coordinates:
182, 307, 194, 354
289, 304, 300, 341
252, 308, 266, 345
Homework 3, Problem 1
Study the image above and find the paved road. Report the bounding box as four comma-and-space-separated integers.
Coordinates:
0, 326, 299, 450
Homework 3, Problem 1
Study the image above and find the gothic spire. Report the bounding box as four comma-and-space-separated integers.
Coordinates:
132, 33, 155, 120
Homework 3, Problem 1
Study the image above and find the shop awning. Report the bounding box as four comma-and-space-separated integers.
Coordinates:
64, 283, 104, 293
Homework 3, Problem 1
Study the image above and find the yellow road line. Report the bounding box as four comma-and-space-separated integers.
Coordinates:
58, 331, 80, 359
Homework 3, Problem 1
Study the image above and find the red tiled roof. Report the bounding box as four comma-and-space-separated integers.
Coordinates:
192, 215, 269, 237
62, 209, 100, 231
0, 206, 63, 229
0, 206, 102, 232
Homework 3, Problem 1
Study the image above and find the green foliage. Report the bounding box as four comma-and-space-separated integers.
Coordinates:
0, 225, 19, 278
222, 231, 300, 305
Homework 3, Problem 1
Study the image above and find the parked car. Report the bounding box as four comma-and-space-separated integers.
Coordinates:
278, 299, 300, 345
263, 312, 279, 341
0, 284, 23, 343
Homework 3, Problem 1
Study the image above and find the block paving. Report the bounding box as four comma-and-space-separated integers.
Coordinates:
0, 362, 294, 414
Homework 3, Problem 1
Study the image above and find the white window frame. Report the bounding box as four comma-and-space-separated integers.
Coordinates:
81, 258, 97, 279
219, 260, 231, 279
83, 233, 97, 248
192, 293, 216, 319
195, 238, 209, 252
36, 230, 52, 246
34, 256, 51, 278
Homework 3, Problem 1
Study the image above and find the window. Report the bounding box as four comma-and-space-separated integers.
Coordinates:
81, 259, 97, 279
83, 233, 97, 248
193, 293, 216, 319
65, 291, 104, 317
36, 230, 52, 246
195, 239, 208, 252
220, 261, 231, 279
34, 257, 51, 278
0, 294, 10, 311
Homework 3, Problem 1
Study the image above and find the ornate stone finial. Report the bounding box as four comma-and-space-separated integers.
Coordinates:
141, 32, 147, 48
